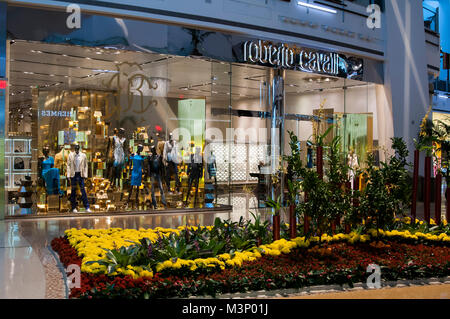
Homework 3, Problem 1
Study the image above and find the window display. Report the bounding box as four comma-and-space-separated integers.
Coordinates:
148, 145, 167, 209
4, 39, 375, 217
163, 133, 181, 193
38, 146, 62, 195
67, 144, 91, 213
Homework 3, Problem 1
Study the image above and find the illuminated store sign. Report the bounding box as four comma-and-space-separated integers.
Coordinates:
40, 110, 74, 117
243, 40, 339, 75
242, 40, 363, 79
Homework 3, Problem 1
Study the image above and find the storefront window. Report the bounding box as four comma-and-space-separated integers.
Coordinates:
5, 25, 377, 217
6, 41, 238, 216
284, 71, 373, 174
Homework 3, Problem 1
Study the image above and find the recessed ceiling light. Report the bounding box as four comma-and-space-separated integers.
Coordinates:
297, 1, 337, 14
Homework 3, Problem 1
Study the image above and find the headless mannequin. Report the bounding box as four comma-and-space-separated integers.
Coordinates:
207, 150, 217, 187
127, 144, 144, 208
54, 146, 66, 171
306, 141, 314, 169
112, 128, 127, 189
185, 147, 203, 207
148, 145, 167, 209
40, 146, 62, 195
347, 148, 359, 189
163, 133, 180, 193
105, 128, 118, 183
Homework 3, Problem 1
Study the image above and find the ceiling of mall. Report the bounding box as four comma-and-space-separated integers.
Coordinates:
8, 40, 366, 107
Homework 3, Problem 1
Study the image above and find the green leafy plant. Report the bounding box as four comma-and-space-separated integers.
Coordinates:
358, 138, 411, 235
265, 194, 283, 216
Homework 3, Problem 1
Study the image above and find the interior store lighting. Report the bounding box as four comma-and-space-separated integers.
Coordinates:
297, 1, 337, 14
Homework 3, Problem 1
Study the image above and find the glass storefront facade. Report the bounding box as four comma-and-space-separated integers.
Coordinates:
3, 6, 382, 217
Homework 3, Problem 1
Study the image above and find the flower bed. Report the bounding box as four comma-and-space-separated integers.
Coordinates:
51, 224, 450, 299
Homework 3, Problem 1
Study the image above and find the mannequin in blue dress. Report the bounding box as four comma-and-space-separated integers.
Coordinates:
39, 146, 62, 195
127, 144, 144, 207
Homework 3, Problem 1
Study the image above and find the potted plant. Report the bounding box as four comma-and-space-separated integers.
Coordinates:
283, 131, 303, 239
432, 119, 450, 224
414, 106, 435, 224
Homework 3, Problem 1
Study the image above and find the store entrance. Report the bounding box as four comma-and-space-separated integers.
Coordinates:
283, 69, 374, 178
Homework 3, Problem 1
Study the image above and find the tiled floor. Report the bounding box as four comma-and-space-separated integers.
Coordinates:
0, 194, 257, 299
289, 284, 450, 299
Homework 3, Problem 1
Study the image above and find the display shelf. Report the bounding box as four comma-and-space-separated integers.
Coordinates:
5, 137, 33, 190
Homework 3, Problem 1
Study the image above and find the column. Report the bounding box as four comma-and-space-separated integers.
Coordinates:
269, 68, 285, 203
0, 2, 6, 220
439, 0, 450, 89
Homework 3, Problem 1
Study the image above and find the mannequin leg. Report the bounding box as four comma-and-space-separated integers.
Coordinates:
117, 164, 123, 189
194, 176, 199, 207
158, 175, 167, 207
56, 173, 62, 195
113, 165, 118, 188
70, 176, 78, 211
165, 164, 172, 192
174, 163, 180, 191
79, 175, 89, 210
136, 187, 140, 207
127, 186, 133, 209
185, 177, 193, 205
150, 176, 157, 209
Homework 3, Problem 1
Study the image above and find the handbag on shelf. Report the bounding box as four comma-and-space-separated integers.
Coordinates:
14, 158, 25, 170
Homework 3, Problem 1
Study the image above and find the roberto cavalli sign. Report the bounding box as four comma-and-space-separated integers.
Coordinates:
241, 40, 363, 79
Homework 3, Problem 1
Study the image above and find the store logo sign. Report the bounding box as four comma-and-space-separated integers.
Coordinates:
41, 110, 74, 117
243, 40, 339, 75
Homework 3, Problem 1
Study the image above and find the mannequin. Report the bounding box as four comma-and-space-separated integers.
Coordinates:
148, 145, 167, 209
67, 144, 91, 213
185, 146, 203, 206
112, 128, 128, 189
347, 147, 359, 188
163, 133, 180, 193
306, 141, 314, 169
127, 144, 144, 208
105, 128, 118, 182
54, 146, 67, 172
207, 150, 217, 187
40, 146, 63, 195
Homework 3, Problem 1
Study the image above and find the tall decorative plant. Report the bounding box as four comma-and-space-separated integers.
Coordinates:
414, 106, 435, 223
358, 138, 411, 235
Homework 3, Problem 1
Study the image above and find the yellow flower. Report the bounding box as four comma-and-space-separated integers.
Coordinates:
268, 249, 281, 256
